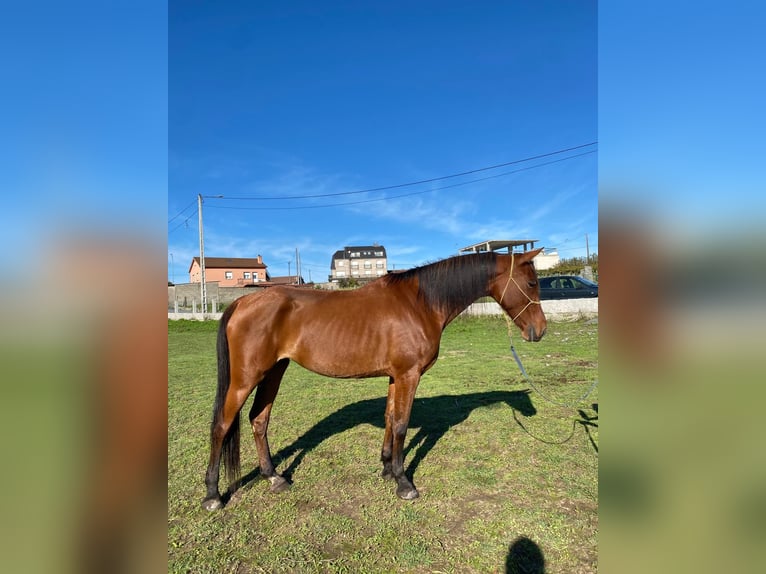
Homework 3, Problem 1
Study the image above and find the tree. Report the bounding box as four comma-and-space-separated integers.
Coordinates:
337, 277, 361, 289
540, 254, 598, 278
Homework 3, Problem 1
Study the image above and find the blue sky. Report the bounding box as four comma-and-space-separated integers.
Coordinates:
1, 1, 167, 272
599, 2, 765, 223
168, 1, 597, 282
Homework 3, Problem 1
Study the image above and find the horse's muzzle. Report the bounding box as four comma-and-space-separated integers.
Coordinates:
525, 324, 546, 342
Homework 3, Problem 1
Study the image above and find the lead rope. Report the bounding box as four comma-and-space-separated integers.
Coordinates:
502, 254, 598, 409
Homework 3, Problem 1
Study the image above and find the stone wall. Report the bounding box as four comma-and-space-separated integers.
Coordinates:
168, 282, 267, 309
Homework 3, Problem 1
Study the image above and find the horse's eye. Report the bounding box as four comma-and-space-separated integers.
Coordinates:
527, 281, 537, 288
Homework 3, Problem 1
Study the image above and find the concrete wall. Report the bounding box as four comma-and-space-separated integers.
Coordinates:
169, 297, 598, 321
460, 298, 598, 321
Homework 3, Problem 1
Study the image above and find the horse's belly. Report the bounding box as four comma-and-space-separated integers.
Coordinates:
282, 312, 432, 379
290, 345, 389, 379
285, 324, 391, 378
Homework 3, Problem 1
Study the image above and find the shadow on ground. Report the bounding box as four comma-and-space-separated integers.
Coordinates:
233, 389, 537, 494
506, 536, 546, 573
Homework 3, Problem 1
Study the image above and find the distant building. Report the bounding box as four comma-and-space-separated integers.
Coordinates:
458, 239, 558, 270
329, 245, 388, 282
269, 275, 307, 286
189, 256, 269, 287
531, 248, 559, 271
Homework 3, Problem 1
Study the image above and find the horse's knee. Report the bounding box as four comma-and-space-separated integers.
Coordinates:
250, 417, 268, 437
393, 421, 409, 440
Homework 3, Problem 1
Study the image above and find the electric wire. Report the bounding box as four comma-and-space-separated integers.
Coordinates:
168, 208, 198, 234
206, 149, 596, 212
211, 141, 596, 201
168, 198, 198, 223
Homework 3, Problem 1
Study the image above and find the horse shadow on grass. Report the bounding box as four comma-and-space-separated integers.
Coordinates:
233, 389, 537, 495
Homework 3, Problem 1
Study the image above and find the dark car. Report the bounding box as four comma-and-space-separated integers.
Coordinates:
538, 275, 598, 300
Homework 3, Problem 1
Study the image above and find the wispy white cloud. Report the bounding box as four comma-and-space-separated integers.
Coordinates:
527, 183, 588, 222
351, 193, 477, 235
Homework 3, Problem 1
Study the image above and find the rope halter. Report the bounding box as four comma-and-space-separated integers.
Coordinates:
499, 253, 542, 324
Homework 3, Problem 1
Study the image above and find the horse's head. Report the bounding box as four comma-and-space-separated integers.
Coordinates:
491, 248, 547, 342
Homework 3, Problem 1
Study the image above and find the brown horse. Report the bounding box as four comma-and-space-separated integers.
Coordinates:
202, 248, 547, 510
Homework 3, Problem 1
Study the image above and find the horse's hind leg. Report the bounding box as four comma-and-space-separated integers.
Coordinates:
249, 358, 290, 493
202, 380, 258, 510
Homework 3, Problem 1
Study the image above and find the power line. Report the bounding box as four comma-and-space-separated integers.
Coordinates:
205, 149, 596, 212
168, 208, 198, 234
168, 198, 198, 223
213, 141, 597, 201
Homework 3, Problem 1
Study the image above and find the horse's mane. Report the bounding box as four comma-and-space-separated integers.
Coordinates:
383, 252, 498, 313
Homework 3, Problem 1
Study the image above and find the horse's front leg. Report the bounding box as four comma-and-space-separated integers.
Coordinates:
381, 377, 395, 480
389, 371, 421, 500
249, 359, 290, 493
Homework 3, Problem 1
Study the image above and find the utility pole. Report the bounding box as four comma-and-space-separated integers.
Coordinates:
295, 247, 301, 285
198, 194, 207, 316
585, 233, 590, 264
170, 253, 175, 284
287, 260, 291, 277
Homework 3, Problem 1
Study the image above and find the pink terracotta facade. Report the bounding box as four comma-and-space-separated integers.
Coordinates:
189, 256, 268, 287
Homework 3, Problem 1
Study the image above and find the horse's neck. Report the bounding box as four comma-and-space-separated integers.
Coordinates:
435, 281, 492, 329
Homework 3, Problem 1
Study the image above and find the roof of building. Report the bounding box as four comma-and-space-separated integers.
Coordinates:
458, 239, 539, 254
189, 257, 267, 272
330, 245, 387, 269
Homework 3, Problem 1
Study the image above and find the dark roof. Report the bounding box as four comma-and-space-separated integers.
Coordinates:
330, 245, 387, 269
269, 275, 305, 285
190, 257, 267, 272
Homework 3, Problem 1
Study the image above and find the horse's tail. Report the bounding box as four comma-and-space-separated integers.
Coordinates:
212, 302, 241, 485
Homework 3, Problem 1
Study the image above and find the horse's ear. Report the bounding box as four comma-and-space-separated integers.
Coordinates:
519, 247, 544, 261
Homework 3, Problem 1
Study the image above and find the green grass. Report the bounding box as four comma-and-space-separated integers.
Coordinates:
169, 316, 597, 573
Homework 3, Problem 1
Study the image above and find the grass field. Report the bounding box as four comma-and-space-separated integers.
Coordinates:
168, 316, 598, 573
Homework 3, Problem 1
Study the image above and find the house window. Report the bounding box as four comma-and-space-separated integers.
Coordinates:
364, 261, 372, 269
374, 251, 384, 257
336, 271, 346, 278
376, 261, 384, 269
351, 262, 359, 269
337, 260, 345, 267
244, 272, 251, 279
225, 271, 233, 280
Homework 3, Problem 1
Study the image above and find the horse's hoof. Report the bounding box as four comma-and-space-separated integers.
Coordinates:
396, 485, 419, 500
268, 475, 291, 494
201, 497, 223, 511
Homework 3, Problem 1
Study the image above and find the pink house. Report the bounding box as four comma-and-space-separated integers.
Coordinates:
189, 256, 269, 287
